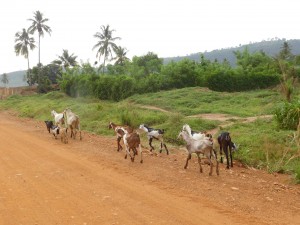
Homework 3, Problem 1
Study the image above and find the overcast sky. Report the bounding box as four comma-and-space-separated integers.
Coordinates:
0, 0, 299, 74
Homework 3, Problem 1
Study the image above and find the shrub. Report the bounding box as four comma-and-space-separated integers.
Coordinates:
274, 100, 300, 130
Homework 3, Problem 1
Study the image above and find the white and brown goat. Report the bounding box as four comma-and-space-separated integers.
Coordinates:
108, 122, 133, 151
178, 129, 219, 176
122, 128, 143, 163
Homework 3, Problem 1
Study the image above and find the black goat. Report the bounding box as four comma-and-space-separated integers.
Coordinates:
217, 131, 237, 169
44, 120, 60, 139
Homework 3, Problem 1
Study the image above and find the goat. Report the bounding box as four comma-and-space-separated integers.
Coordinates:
44, 120, 60, 139
63, 108, 82, 140
139, 124, 169, 155
178, 130, 219, 176
217, 131, 237, 169
51, 110, 64, 126
122, 128, 143, 163
182, 124, 207, 140
60, 127, 68, 144
182, 124, 216, 159
108, 122, 133, 151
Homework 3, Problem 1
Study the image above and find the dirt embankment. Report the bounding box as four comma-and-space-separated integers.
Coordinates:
0, 111, 299, 225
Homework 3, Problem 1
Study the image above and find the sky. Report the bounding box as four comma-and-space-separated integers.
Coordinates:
0, 0, 299, 74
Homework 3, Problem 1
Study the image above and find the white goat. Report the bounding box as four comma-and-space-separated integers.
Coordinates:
178, 130, 219, 176
182, 124, 206, 140
139, 124, 169, 155
51, 110, 64, 126
63, 108, 82, 140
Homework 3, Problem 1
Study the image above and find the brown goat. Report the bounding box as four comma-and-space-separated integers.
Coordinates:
122, 129, 143, 163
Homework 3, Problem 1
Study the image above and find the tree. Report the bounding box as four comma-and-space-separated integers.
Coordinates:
130, 52, 163, 78
14, 28, 36, 71
92, 25, 121, 73
52, 49, 78, 68
274, 41, 298, 102
0, 73, 9, 87
112, 46, 129, 66
28, 10, 52, 66
29, 64, 59, 92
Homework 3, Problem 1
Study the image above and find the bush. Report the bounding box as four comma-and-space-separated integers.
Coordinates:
274, 100, 300, 130
207, 72, 279, 92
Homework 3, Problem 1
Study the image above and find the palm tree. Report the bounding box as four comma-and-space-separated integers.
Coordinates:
28, 10, 52, 66
52, 49, 78, 68
14, 28, 36, 71
92, 25, 121, 73
112, 46, 129, 66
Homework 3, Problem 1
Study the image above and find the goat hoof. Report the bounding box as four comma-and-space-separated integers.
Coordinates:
159, 150, 162, 153
184, 166, 187, 169
125, 155, 127, 159
131, 157, 134, 162
140, 160, 143, 163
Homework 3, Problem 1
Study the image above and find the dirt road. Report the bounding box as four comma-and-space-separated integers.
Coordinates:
0, 111, 299, 225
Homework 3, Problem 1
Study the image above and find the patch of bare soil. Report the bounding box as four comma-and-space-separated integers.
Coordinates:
0, 111, 299, 225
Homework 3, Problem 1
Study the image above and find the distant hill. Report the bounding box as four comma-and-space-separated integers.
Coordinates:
0, 70, 27, 87
163, 39, 300, 66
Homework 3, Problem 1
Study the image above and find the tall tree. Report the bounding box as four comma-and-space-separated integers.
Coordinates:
0, 73, 9, 87
28, 10, 52, 66
112, 46, 129, 66
52, 49, 78, 68
14, 28, 36, 71
275, 41, 298, 102
92, 25, 121, 73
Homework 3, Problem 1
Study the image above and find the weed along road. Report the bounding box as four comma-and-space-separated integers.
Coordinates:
0, 111, 299, 225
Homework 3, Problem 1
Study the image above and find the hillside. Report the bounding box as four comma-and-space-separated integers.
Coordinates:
163, 39, 300, 66
0, 70, 27, 87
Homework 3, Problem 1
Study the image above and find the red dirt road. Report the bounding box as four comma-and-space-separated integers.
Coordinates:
0, 111, 299, 225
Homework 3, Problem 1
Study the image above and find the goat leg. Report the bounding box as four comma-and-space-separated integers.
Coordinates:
224, 146, 230, 169
149, 138, 154, 151
160, 142, 163, 153
197, 154, 203, 173
216, 160, 219, 176
164, 143, 169, 155
220, 146, 223, 163
184, 153, 191, 169
229, 148, 233, 167
117, 136, 122, 151
213, 149, 217, 160
139, 144, 143, 163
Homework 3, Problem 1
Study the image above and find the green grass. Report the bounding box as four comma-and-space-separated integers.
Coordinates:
126, 87, 283, 117
0, 88, 299, 183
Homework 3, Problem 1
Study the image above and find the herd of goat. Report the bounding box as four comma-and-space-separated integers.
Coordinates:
45, 109, 237, 176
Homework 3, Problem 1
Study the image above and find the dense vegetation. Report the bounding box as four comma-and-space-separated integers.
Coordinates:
53, 49, 282, 103
0, 88, 299, 183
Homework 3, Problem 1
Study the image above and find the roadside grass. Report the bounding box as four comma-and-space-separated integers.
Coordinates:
0, 88, 299, 183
